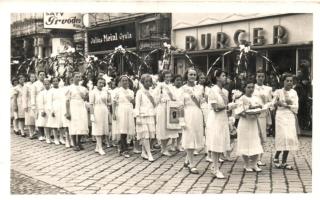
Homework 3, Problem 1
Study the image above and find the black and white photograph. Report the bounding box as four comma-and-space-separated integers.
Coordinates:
1, 1, 319, 198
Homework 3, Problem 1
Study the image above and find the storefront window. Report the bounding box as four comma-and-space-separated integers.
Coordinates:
268, 49, 296, 75
298, 48, 312, 80
190, 55, 207, 73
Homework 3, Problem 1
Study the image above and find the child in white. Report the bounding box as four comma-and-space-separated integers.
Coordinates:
113, 75, 135, 158
135, 74, 156, 162
272, 73, 299, 170
89, 78, 111, 155
235, 80, 264, 172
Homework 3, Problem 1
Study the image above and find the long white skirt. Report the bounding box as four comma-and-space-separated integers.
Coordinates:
114, 103, 135, 135
181, 105, 204, 149
237, 116, 264, 156
275, 109, 299, 151
205, 110, 230, 153
69, 99, 89, 135
92, 104, 109, 136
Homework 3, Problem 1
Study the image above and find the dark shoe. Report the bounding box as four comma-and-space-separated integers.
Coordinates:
79, 144, 84, 150
73, 146, 81, 151
183, 161, 190, 168
281, 163, 293, 170
153, 144, 161, 149
29, 134, 38, 140
273, 158, 281, 168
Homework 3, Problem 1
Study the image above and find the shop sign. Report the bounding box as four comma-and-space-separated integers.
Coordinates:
44, 13, 83, 30
185, 25, 288, 51
87, 23, 136, 52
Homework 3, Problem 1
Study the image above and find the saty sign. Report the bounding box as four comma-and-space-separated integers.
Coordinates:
44, 13, 83, 30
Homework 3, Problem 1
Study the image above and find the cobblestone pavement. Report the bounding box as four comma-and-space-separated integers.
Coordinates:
11, 132, 312, 194
11, 170, 72, 194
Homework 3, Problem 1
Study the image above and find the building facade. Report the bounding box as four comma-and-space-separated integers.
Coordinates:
171, 13, 313, 79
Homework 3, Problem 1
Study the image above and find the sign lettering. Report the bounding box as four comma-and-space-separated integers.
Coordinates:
43, 13, 83, 30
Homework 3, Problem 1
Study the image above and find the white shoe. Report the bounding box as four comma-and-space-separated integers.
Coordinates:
46, 139, 51, 144
148, 156, 154, 162
215, 171, 225, 179
38, 136, 45, 141
206, 157, 213, 163
193, 151, 200, 155
257, 161, 266, 166
98, 149, 106, 155
218, 158, 225, 163
94, 147, 99, 153
54, 140, 60, 145
59, 139, 65, 145
253, 166, 262, 172
244, 167, 254, 172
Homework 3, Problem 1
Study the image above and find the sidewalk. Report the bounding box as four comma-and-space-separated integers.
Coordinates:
11, 131, 312, 194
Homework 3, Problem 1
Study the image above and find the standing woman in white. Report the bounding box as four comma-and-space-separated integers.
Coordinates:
113, 75, 135, 158
154, 70, 179, 156
89, 78, 111, 155
65, 72, 89, 151
13, 75, 26, 137
253, 70, 273, 167
272, 73, 299, 170
47, 77, 65, 145
31, 70, 45, 141
235, 79, 264, 172
37, 79, 52, 144
205, 70, 230, 178
180, 68, 204, 174
22, 73, 37, 139
135, 74, 156, 162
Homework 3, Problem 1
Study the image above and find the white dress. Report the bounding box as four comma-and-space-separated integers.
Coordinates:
171, 86, 183, 133
60, 86, 70, 128
67, 84, 89, 135
253, 84, 273, 141
36, 89, 50, 127
235, 95, 264, 156
13, 84, 25, 119
47, 87, 63, 128
180, 84, 204, 149
110, 88, 119, 139
273, 89, 299, 151
113, 87, 135, 135
196, 84, 210, 126
154, 82, 179, 140
22, 82, 35, 125
134, 87, 156, 140
89, 88, 109, 136
205, 85, 230, 153
31, 80, 44, 115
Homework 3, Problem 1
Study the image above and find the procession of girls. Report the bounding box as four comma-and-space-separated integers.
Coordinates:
11, 68, 300, 177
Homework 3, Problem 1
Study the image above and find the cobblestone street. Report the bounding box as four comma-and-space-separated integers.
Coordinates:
11, 132, 312, 194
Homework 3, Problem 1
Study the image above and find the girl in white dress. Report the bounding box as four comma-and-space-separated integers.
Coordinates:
13, 75, 26, 137
253, 70, 273, 167
66, 72, 89, 151
180, 69, 205, 174
11, 78, 19, 135
22, 73, 37, 139
205, 70, 230, 178
154, 70, 179, 156
109, 80, 119, 147
113, 75, 135, 158
31, 70, 45, 141
235, 79, 265, 172
170, 74, 184, 152
195, 72, 210, 156
47, 77, 65, 145
61, 77, 73, 148
37, 79, 52, 144
135, 74, 156, 162
89, 78, 111, 155
272, 73, 299, 170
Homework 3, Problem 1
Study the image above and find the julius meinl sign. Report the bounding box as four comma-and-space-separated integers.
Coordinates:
44, 13, 83, 30
87, 23, 136, 53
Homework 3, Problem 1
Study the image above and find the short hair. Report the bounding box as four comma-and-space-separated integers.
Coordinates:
18, 74, 25, 79
241, 78, 256, 92
51, 76, 60, 83
140, 74, 152, 85
183, 68, 197, 82
281, 72, 294, 82
37, 70, 45, 76
256, 69, 265, 75
196, 71, 206, 82
158, 70, 172, 82
171, 74, 183, 83
211, 69, 226, 84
